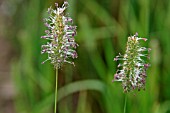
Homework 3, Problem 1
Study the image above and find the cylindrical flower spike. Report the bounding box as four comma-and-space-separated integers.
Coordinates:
112, 33, 151, 93
41, 1, 78, 68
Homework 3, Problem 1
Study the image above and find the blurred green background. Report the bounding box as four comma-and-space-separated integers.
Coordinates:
0, 0, 170, 113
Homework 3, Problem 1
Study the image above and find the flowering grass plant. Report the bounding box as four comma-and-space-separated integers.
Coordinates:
41, 1, 78, 113
113, 33, 151, 93
41, 1, 78, 69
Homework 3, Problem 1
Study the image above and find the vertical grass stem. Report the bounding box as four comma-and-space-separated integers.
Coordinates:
54, 69, 58, 113
123, 95, 127, 113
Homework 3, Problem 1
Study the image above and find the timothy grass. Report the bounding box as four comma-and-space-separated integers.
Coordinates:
8, 0, 170, 113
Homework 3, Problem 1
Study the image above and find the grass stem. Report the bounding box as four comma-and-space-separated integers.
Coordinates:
54, 69, 58, 113
123, 95, 127, 113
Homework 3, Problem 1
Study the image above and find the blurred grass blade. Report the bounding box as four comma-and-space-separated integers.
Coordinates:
32, 80, 106, 112
58, 80, 106, 101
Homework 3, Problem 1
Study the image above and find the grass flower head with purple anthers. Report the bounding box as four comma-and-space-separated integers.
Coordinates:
41, 1, 78, 68
112, 33, 151, 93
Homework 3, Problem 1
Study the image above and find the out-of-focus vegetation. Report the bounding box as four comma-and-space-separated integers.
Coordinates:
1, 0, 170, 113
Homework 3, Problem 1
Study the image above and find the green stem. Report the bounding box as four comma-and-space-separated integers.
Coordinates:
54, 69, 58, 113
123, 95, 127, 113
